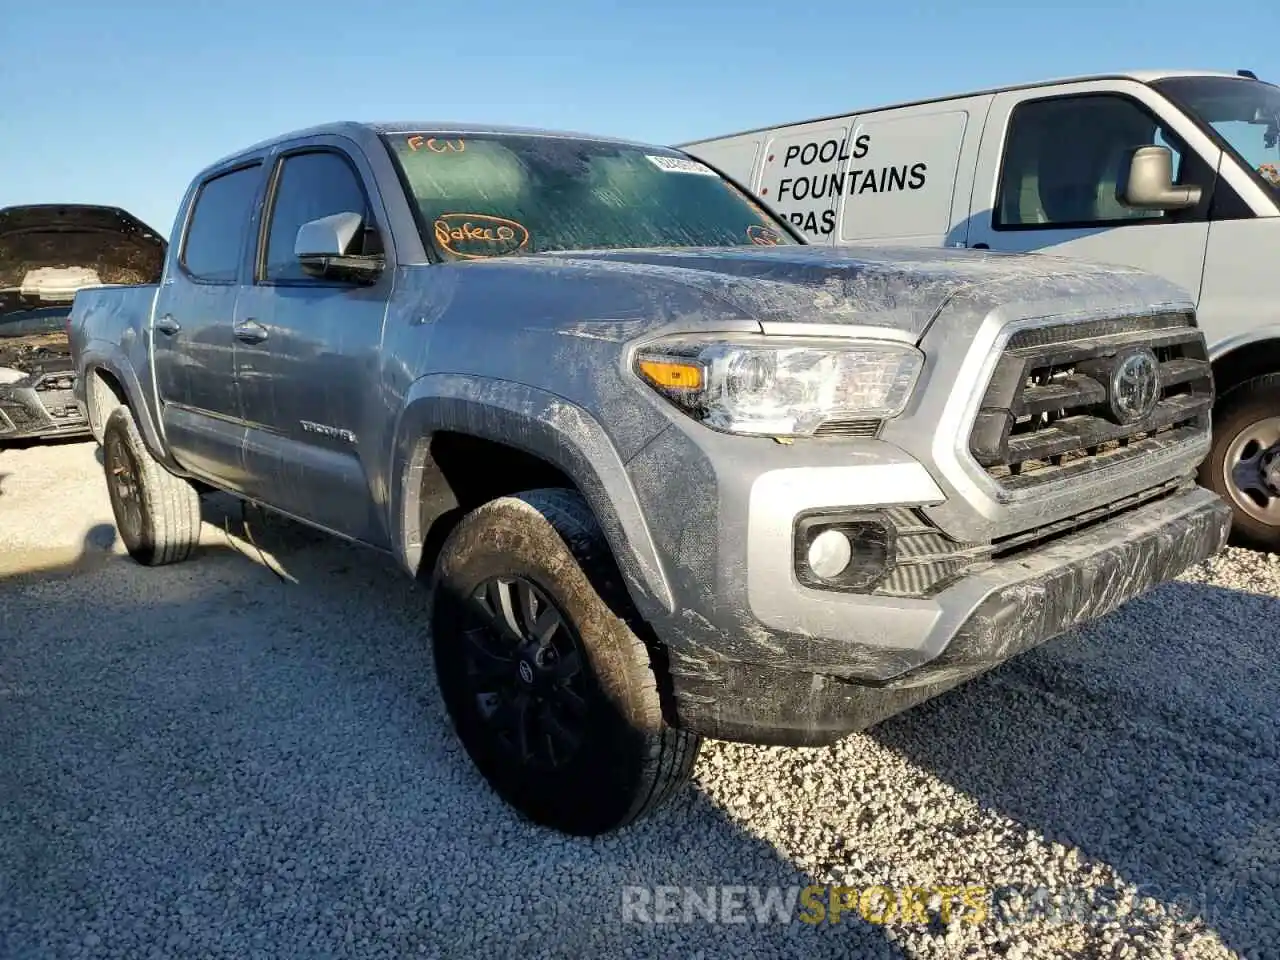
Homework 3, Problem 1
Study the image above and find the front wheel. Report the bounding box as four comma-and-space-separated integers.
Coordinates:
1200, 374, 1280, 551
430, 488, 701, 836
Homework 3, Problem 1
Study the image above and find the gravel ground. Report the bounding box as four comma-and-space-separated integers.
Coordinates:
0, 439, 1276, 959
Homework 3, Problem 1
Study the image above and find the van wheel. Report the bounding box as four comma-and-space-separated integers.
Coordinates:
1201, 374, 1280, 551
430, 488, 701, 836
101, 405, 202, 565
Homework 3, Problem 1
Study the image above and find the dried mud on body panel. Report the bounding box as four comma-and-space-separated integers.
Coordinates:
882, 490, 1232, 691
668, 489, 1231, 747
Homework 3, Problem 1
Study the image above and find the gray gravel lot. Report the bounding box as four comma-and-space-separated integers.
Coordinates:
1, 439, 1277, 959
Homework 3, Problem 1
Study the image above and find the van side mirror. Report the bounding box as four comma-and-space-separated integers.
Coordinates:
294, 211, 383, 283
1118, 145, 1202, 211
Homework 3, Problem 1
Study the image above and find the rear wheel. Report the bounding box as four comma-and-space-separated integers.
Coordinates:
102, 405, 202, 565
1201, 374, 1280, 551
430, 488, 701, 835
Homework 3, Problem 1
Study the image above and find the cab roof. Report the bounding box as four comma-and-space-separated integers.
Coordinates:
202, 121, 667, 176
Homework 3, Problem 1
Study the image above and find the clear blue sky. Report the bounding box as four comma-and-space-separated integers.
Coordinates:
2, 0, 1273, 238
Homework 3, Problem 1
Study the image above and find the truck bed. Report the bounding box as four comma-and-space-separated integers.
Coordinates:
70, 283, 160, 353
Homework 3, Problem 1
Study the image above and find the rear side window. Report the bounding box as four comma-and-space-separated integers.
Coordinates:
181, 165, 262, 282
262, 151, 376, 282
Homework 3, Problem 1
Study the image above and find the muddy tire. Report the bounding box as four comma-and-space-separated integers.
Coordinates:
1201, 374, 1280, 551
101, 405, 202, 566
430, 488, 701, 835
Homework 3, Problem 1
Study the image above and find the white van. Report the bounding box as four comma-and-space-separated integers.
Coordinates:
681, 69, 1280, 549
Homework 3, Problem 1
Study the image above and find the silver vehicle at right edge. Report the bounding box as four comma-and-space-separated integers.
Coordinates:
68, 122, 1232, 835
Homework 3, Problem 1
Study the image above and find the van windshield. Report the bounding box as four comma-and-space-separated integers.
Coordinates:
1154, 76, 1280, 197
381, 132, 796, 261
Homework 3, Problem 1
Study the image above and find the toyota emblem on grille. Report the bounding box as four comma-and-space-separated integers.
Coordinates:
1110, 348, 1161, 423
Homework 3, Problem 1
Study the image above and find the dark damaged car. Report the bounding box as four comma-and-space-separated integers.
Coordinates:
70, 122, 1232, 836
0, 204, 165, 442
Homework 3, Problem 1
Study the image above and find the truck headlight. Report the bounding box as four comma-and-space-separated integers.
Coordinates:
633, 335, 923, 437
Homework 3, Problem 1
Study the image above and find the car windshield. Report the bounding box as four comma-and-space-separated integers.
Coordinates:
381, 132, 796, 261
1154, 75, 1280, 197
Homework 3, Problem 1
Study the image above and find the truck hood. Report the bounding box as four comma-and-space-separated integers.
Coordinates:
0, 205, 166, 379
517, 244, 1180, 341
0, 204, 166, 320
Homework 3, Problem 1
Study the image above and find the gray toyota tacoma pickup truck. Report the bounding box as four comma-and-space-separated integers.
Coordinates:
69, 121, 1232, 836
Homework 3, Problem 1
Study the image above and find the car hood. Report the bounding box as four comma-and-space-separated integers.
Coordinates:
510, 244, 1183, 341
0, 204, 166, 320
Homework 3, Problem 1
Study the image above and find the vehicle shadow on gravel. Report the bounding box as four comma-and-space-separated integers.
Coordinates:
867, 575, 1280, 958
0, 502, 911, 959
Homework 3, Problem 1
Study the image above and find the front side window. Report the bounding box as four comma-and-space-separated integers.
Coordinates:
382, 133, 796, 261
263, 151, 377, 282
1154, 75, 1280, 198
995, 94, 1187, 228
182, 164, 262, 282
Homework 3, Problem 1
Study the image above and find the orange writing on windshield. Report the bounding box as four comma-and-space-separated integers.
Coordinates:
433, 213, 530, 259
407, 136, 466, 153
747, 224, 782, 245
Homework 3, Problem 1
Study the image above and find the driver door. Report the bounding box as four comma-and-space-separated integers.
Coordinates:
964, 81, 1220, 302
232, 142, 393, 544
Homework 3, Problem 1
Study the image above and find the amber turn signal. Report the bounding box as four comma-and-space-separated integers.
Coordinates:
638, 358, 703, 391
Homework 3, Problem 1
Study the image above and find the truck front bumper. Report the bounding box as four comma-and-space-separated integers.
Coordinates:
0, 376, 89, 442
662, 482, 1231, 746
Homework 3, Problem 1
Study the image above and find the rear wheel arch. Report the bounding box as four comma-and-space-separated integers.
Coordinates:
80, 356, 164, 453
85, 366, 128, 443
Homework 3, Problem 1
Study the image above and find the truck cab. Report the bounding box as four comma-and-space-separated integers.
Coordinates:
682, 70, 1280, 549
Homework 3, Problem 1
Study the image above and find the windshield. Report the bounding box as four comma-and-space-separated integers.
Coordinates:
1154, 76, 1280, 196
382, 132, 796, 261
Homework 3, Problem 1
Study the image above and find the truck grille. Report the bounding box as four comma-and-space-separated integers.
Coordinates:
874, 478, 1189, 598
969, 312, 1211, 491
0, 403, 38, 431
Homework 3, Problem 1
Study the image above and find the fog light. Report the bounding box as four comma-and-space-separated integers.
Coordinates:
807, 528, 852, 579
793, 511, 895, 592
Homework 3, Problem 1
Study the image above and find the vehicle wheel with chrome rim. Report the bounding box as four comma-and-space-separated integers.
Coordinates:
430, 488, 701, 835
101, 404, 202, 566
1200, 373, 1280, 551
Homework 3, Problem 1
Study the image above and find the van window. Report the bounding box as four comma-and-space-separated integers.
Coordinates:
181, 164, 262, 282
995, 95, 1187, 228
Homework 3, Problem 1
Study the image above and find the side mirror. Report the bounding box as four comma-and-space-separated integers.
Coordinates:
1118, 145, 1202, 211
294, 211, 383, 283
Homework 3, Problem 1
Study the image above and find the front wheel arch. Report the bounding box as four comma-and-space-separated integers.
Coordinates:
390, 376, 676, 620
1200, 372, 1280, 550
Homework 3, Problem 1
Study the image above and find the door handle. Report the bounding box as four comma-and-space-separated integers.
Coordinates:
233, 319, 269, 344
155, 314, 181, 335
